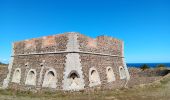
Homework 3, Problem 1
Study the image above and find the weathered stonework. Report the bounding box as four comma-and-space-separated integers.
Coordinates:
3, 32, 130, 91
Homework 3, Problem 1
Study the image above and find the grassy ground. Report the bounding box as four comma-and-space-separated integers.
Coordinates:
0, 75, 170, 100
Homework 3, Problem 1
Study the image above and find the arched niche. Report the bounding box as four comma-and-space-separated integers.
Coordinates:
12, 68, 21, 83
68, 70, 80, 79
106, 67, 116, 82
89, 67, 101, 87
42, 68, 57, 88
119, 66, 127, 79
25, 69, 36, 86
67, 70, 81, 90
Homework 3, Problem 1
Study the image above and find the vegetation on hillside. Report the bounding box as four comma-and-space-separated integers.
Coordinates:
0, 62, 3, 65
156, 64, 166, 68
0, 62, 8, 66
140, 64, 150, 70
0, 62, 8, 68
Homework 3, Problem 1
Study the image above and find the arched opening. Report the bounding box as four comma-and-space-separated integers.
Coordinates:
89, 68, 101, 87
91, 70, 98, 82
106, 67, 115, 82
46, 71, 55, 84
69, 73, 79, 79
68, 71, 80, 90
42, 69, 57, 88
25, 69, 36, 86
49, 71, 54, 76
12, 68, 21, 83
91, 70, 95, 75
119, 66, 126, 79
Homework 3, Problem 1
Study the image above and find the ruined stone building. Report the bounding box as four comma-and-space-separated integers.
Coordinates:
3, 32, 130, 91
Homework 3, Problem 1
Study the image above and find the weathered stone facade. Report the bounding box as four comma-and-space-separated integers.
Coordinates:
0, 65, 8, 88
3, 32, 130, 91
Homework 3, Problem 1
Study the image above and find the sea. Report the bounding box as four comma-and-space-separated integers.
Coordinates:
127, 63, 170, 68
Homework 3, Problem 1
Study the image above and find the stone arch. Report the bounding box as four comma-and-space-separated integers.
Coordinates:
25, 69, 36, 86
119, 66, 126, 79
12, 68, 21, 83
67, 70, 81, 90
106, 67, 115, 82
89, 67, 101, 87
68, 70, 80, 79
42, 68, 57, 88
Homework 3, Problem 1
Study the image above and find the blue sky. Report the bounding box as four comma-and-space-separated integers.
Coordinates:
0, 0, 170, 63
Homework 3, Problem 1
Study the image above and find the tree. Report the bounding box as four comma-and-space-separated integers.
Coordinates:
140, 64, 150, 70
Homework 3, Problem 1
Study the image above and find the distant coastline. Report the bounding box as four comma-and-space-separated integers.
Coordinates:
127, 63, 170, 68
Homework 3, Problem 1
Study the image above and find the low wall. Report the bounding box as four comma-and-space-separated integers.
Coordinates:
127, 67, 169, 87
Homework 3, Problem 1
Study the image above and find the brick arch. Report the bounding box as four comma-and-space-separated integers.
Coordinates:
89, 67, 101, 87
67, 70, 80, 79
119, 66, 126, 79
106, 66, 115, 82
12, 68, 21, 83
25, 69, 36, 86
42, 68, 57, 88
67, 70, 81, 90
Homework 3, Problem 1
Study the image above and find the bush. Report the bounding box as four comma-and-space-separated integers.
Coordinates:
156, 64, 166, 68
0, 61, 8, 66
140, 64, 150, 70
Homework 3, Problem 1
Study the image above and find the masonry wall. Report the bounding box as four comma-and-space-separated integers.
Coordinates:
80, 54, 126, 90
13, 34, 68, 55
4, 32, 129, 91
77, 33, 126, 90
8, 33, 69, 90
0, 66, 8, 87
8, 54, 67, 91
78, 34, 123, 56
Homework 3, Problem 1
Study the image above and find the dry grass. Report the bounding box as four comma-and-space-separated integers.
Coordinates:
0, 75, 170, 100
0, 64, 8, 68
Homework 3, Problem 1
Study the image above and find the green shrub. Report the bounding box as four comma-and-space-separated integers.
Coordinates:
0, 61, 6, 65
156, 64, 166, 68
140, 64, 150, 70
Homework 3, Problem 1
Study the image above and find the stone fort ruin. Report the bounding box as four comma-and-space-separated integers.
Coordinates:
3, 32, 130, 91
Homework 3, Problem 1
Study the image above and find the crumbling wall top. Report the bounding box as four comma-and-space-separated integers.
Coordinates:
13, 32, 123, 56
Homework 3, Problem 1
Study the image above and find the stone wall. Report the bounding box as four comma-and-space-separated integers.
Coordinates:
80, 54, 126, 90
0, 65, 8, 87
8, 54, 66, 90
4, 32, 129, 91
78, 34, 123, 56
78, 33, 128, 90
14, 34, 68, 55
127, 68, 163, 87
